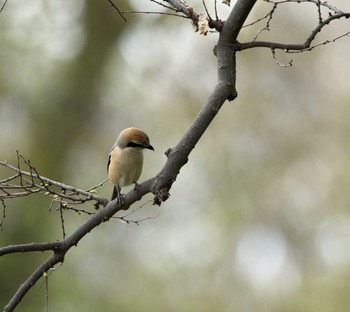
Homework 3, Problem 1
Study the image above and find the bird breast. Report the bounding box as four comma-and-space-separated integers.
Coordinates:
108, 147, 144, 188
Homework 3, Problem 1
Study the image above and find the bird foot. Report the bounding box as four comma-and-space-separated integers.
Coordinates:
116, 192, 125, 205
133, 182, 140, 194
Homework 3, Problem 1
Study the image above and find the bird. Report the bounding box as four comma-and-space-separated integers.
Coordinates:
107, 127, 154, 203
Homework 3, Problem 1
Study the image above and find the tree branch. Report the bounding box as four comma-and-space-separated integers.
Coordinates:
0, 242, 62, 255
2, 192, 135, 311
0, 0, 8, 14
0, 155, 109, 209
4, 254, 64, 312
237, 10, 350, 52
264, 0, 343, 14
214, 0, 258, 100
164, 0, 199, 24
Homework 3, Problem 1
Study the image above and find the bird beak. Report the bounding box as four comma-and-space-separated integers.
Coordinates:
147, 144, 154, 151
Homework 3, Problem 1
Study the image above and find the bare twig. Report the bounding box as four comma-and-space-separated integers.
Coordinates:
0, 155, 108, 207
120, 10, 188, 18
271, 49, 293, 67
264, 0, 343, 14
59, 201, 66, 239
243, 4, 277, 29
237, 12, 350, 52
214, 0, 219, 21
316, 0, 322, 24
0, 0, 8, 14
113, 200, 160, 225
251, 3, 277, 41
150, 0, 177, 11
0, 198, 6, 231
59, 204, 96, 216
86, 178, 109, 192
202, 0, 212, 21
44, 272, 49, 312
106, 0, 127, 22
164, 0, 199, 25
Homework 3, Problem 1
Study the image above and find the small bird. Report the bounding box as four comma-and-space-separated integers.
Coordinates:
107, 127, 154, 202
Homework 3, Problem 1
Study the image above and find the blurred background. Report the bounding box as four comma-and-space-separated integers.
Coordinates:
1, 0, 350, 311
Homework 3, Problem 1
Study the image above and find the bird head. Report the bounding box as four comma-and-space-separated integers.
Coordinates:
116, 127, 154, 151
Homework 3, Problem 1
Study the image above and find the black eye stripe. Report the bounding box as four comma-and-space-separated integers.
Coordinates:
127, 142, 144, 148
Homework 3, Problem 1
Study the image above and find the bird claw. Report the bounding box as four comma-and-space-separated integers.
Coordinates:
116, 192, 125, 205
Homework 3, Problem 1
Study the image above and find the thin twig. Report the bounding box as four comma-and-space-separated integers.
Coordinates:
164, 0, 199, 24
0, 158, 108, 206
264, 0, 343, 14
0, 0, 8, 14
0, 198, 6, 230
44, 273, 49, 312
214, 0, 219, 21
59, 201, 66, 239
113, 200, 159, 224
150, 0, 178, 11
120, 10, 188, 18
237, 12, 350, 52
106, 0, 127, 22
252, 3, 277, 41
202, 0, 212, 21
316, 0, 322, 23
86, 178, 108, 192
271, 49, 293, 67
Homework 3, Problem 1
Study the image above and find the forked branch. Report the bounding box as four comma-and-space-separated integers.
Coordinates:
237, 12, 350, 53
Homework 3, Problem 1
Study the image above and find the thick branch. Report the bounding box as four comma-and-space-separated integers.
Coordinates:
215, 0, 258, 100
151, 82, 233, 203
